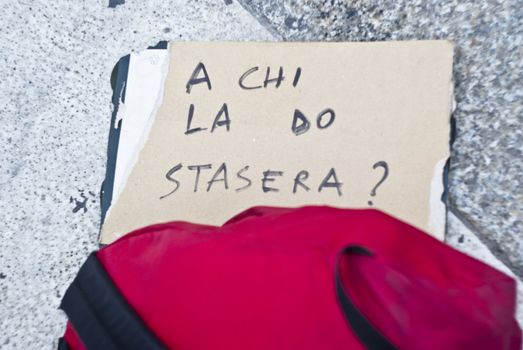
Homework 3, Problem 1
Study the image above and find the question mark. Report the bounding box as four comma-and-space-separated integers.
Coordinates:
368, 161, 389, 206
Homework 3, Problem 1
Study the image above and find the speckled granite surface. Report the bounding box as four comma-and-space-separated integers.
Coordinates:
239, 0, 523, 278
0, 0, 521, 348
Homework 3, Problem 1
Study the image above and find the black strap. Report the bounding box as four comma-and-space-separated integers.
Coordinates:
59, 253, 166, 350
335, 246, 397, 350
57, 337, 69, 350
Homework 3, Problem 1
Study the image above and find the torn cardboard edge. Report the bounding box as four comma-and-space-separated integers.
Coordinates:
101, 41, 168, 226
100, 41, 454, 244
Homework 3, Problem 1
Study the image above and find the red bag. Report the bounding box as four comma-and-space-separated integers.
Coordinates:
59, 206, 521, 349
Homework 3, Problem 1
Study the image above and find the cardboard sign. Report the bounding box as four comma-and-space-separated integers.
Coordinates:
101, 41, 453, 244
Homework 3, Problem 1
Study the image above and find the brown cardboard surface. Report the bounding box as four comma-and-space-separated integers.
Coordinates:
101, 41, 453, 244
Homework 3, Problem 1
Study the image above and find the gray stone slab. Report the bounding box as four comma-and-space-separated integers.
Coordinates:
238, 0, 523, 278
0, 1, 273, 348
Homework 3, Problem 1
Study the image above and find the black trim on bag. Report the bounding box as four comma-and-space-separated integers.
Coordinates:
59, 253, 166, 350
57, 337, 70, 350
335, 246, 397, 350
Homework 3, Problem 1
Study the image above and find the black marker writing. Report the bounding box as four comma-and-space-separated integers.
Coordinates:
291, 108, 336, 136
207, 162, 229, 192
160, 163, 388, 199
292, 67, 302, 87
239, 67, 262, 90
291, 109, 310, 136
186, 62, 211, 93
263, 67, 284, 88
262, 170, 284, 192
185, 104, 231, 135
185, 104, 207, 135
160, 163, 183, 199
188, 164, 212, 192
368, 161, 389, 206
235, 165, 252, 192
293, 170, 310, 193
316, 108, 335, 129
211, 103, 231, 132
318, 168, 343, 197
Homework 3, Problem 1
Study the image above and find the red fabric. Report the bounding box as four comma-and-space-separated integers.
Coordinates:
63, 322, 86, 350
63, 206, 521, 349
